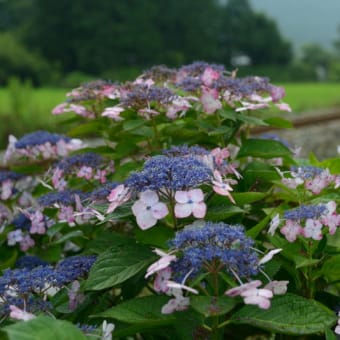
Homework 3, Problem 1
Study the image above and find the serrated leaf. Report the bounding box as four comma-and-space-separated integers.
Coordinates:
85, 243, 156, 290
95, 295, 175, 324
1, 316, 87, 340
237, 139, 292, 159
231, 294, 336, 335
190, 296, 236, 317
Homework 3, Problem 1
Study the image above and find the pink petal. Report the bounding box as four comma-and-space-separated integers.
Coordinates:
200, 87, 222, 114
188, 189, 204, 203
258, 249, 282, 265
146, 256, 176, 278
275, 103, 292, 112
151, 202, 169, 219
243, 296, 271, 309
140, 190, 159, 205
166, 281, 199, 295
154, 268, 172, 292
264, 280, 289, 295
161, 298, 179, 314
136, 210, 157, 230
225, 280, 262, 297
131, 200, 146, 216
192, 202, 207, 218
175, 191, 189, 204
174, 203, 192, 218
268, 214, 280, 236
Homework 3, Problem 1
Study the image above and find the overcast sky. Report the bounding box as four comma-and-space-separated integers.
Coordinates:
250, 0, 340, 52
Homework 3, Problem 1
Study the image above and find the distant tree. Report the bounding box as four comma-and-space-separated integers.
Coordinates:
301, 44, 332, 67
219, 0, 292, 66
333, 24, 340, 55
3, 0, 293, 79
155, 0, 222, 65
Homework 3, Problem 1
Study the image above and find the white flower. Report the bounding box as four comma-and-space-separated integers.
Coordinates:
132, 191, 169, 230
102, 320, 115, 340
174, 189, 206, 218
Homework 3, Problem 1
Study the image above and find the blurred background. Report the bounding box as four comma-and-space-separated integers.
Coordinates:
0, 0, 339, 153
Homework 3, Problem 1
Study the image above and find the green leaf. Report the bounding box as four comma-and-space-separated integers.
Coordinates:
123, 119, 145, 131
1, 316, 87, 340
190, 296, 236, 317
0, 248, 17, 270
68, 121, 103, 137
85, 243, 156, 290
241, 161, 281, 188
231, 294, 336, 335
246, 214, 272, 239
325, 328, 338, 340
135, 225, 175, 248
130, 126, 153, 137
293, 255, 320, 269
322, 255, 340, 283
269, 235, 301, 262
88, 231, 134, 254
95, 295, 175, 325
237, 139, 292, 159
94, 203, 133, 223
206, 203, 244, 221
235, 113, 267, 126
46, 223, 66, 238
232, 192, 266, 205
207, 126, 233, 136
55, 230, 84, 244
264, 117, 293, 128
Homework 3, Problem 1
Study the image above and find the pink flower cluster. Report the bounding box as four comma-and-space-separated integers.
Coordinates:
278, 166, 339, 194
4, 135, 84, 164
144, 247, 285, 314
225, 279, 288, 309
52, 81, 120, 119
269, 201, 340, 242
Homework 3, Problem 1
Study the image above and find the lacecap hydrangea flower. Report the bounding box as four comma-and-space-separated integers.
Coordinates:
4, 131, 84, 163
269, 201, 340, 242
145, 222, 285, 313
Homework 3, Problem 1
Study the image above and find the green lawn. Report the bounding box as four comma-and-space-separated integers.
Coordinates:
0, 88, 68, 147
281, 82, 340, 113
0, 83, 339, 148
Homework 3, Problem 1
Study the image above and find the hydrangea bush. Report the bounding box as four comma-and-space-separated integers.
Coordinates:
0, 62, 339, 340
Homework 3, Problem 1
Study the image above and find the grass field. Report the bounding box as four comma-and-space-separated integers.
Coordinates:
0, 88, 68, 147
0, 82, 339, 147
281, 82, 340, 112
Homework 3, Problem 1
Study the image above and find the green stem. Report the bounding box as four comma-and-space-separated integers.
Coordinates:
151, 117, 161, 148
167, 191, 178, 230
215, 111, 225, 147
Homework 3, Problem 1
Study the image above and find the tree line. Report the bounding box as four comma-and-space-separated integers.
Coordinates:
0, 0, 293, 84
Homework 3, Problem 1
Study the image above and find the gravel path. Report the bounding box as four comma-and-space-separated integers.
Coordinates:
252, 108, 340, 160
